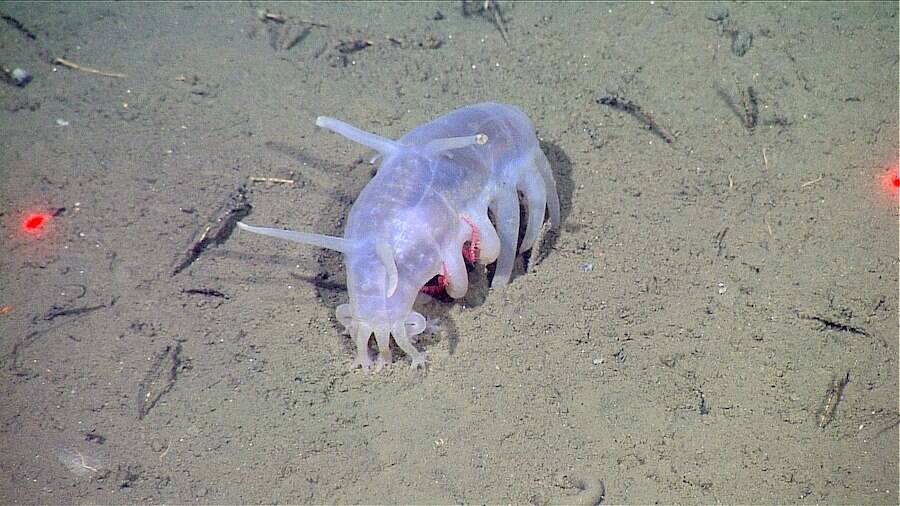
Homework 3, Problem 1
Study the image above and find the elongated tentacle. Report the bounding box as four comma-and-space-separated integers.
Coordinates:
372, 327, 393, 370
237, 222, 351, 252
517, 174, 548, 253
391, 321, 427, 368
534, 150, 561, 229
316, 116, 401, 156
351, 323, 374, 372
422, 132, 488, 157
490, 189, 521, 288
443, 250, 468, 298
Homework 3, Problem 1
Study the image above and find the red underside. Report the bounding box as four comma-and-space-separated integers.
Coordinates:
420, 218, 480, 297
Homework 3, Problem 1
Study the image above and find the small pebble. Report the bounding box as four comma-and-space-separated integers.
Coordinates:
580, 263, 594, 273
704, 6, 729, 22
55, 118, 70, 127
11, 68, 31, 86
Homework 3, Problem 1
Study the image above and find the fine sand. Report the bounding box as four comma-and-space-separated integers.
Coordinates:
1, 2, 897, 503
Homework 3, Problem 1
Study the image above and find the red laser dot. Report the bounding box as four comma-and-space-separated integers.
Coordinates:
880, 166, 900, 197
22, 213, 50, 234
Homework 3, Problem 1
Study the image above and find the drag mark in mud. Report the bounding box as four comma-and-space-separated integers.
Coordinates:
136, 343, 185, 420
717, 84, 758, 131
4, 296, 112, 377
462, 0, 510, 46
171, 185, 251, 276
817, 371, 850, 429
0, 11, 37, 40
802, 314, 869, 336
596, 94, 675, 144
38, 301, 110, 322
182, 288, 229, 299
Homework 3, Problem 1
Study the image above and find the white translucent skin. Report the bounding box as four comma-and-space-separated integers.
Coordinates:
242, 103, 560, 372
335, 103, 560, 371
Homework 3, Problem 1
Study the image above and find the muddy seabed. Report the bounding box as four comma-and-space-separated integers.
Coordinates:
1, 2, 897, 504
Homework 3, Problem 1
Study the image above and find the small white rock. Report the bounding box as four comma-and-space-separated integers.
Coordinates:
11, 68, 31, 86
